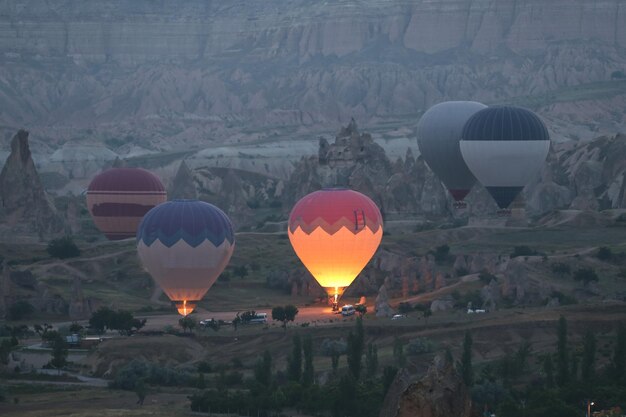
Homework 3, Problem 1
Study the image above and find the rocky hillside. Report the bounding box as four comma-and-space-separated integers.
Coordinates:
0, 0, 625, 154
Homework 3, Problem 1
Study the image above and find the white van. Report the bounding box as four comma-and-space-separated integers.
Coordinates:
249, 313, 268, 324
341, 305, 356, 316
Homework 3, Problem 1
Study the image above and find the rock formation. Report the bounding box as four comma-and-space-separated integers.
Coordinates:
169, 160, 197, 200
375, 283, 394, 317
430, 297, 455, 313
0, 130, 64, 238
68, 277, 93, 320
380, 354, 471, 417
284, 120, 450, 216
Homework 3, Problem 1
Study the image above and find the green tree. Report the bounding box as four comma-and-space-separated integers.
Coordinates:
581, 330, 596, 384
284, 305, 299, 325
69, 322, 83, 334
355, 304, 367, 317
609, 323, 626, 384
89, 307, 115, 334
514, 340, 532, 376
331, 352, 340, 373
347, 317, 365, 379
393, 336, 405, 367
461, 331, 473, 387
0, 339, 13, 365
233, 265, 249, 279
433, 244, 450, 263
543, 354, 554, 387
272, 305, 299, 330
365, 343, 378, 378
135, 378, 147, 406
556, 316, 569, 387
382, 366, 398, 394
111, 310, 146, 335
178, 316, 196, 333
7, 300, 35, 321
196, 372, 206, 389
46, 236, 80, 259
596, 246, 613, 261
49, 333, 68, 374
302, 336, 314, 387
287, 334, 302, 382
254, 350, 272, 386
423, 309, 432, 324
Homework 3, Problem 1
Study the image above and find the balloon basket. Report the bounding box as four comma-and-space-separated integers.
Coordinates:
174, 300, 197, 316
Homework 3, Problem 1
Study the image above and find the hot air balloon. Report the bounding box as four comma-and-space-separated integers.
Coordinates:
288, 188, 383, 310
87, 168, 167, 240
416, 101, 487, 208
136, 200, 235, 316
459, 106, 550, 211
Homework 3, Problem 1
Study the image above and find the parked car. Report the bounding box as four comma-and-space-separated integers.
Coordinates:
341, 305, 356, 316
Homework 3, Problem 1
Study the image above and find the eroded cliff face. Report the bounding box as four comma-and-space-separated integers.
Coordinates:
0, 0, 625, 151
380, 354, 471, 417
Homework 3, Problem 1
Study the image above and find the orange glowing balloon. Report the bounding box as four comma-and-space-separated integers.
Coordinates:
288, 188, 383, 303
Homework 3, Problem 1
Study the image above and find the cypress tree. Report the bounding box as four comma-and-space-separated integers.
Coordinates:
365, 343, 379, 378
287, 334, 302, 382
461, 331, 473, 387
581, 330, 596, 383
556, 316, 569, 386
254, 350, 272, 386
393, 336, 405, 368
544, 355, 554, 388
302, 335, 314, 386
347, 317, 365, 379
610, 323, 626, 384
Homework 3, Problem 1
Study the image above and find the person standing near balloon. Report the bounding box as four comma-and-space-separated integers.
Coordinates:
288, 188, 383, 311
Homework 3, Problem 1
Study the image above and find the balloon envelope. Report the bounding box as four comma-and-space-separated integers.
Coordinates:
288, 188, 383, 302
417, 101, 487, 201
460, 106, 550, 209
87, 168, 167, 240
136, 200, 235, 316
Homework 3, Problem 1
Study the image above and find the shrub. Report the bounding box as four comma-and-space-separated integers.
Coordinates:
573, 268, 599, 285
596, 246, 613, 261
320, 339, 347, 356
110, 359, 192, 390
197, 361, 212, 373
397, 302, 413, 314
46, 236, 80, 259
551, 263, 571, 276
611, 70, 626, 79
456, 267, 469, 277
406, 337, 436, 355
511, 246, 537, 258
7, 300, 35, 321
432, 244, 450, 264
551, 291, 578, 306
479, 271, 497, 284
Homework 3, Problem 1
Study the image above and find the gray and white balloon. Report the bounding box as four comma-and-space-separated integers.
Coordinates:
417, 101, 487, 202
